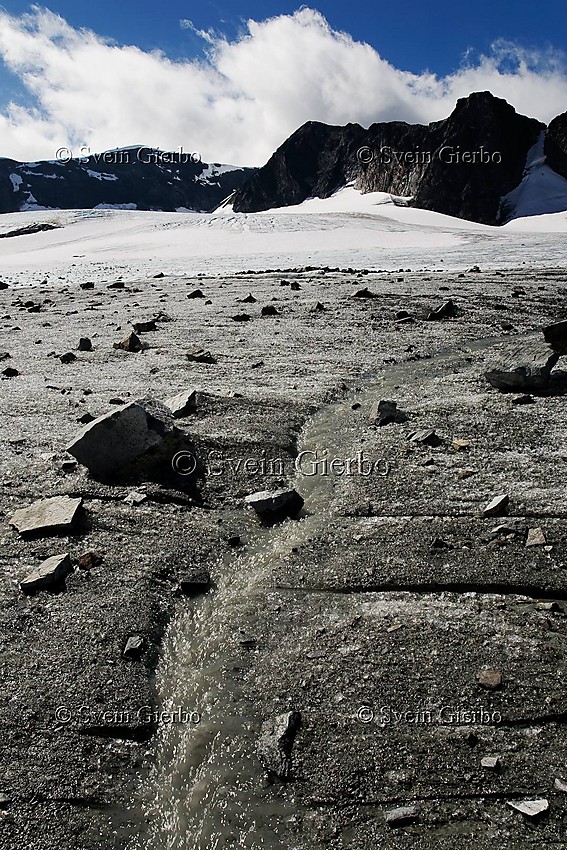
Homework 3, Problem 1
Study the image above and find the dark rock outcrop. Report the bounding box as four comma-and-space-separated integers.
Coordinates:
232, 92, 545, 225
0, 149, 255, 214
544, 111, 567, 180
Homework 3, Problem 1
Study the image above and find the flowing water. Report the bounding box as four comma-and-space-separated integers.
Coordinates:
137, 335, 510, 849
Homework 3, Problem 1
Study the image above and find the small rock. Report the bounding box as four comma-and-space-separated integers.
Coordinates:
507, 799, 549, 819
290, 281, 301, 291
482, 494, 509, 518
10, 496, 82, 536
77, 551, 102, 570
554, 778, 567, 793
2, 367, 19, 378
108, 280, 125, 289
60, 352, 77, 364
80, 281, 94, 290
78, 337, 93, 352
179, 569, 211, 595
526, 527, 546, 547
227, 534, 242, 548
125, 490, 147, 506
476, 668, 502, 690
231, 313, 251, 322
313, 301, 325, 312
113, 332, 143, 352
458, 468, 476, 479
408, 428, 440, 447
261, 305, 278, 316
0, 352, 11, 361
369, 400, 408, 427
452, 439, 471, 452
187, 289, 205, 299
481, 756, 501, 771
512, 394, 535, 405
536, 601, 561, 613
240, 293, 256, 303
20, 553, 72, 594
166, 390, 197, 418
245, 488, 304, 520
385, 805, 419, 827
352, 287, 377, 299
123, 635, 145, 659
153, 271, 165, 279
132, 319, 157, 333
427, 299, 457, 320
60, 459, 77, 472
109, 397, 125, 405
77, 412, 95, 424
186, 348, 216, 364
258, 711, 301, 780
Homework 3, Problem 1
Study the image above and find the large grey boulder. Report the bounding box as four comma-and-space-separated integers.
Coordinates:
485, 339, 559, 392
20, 554, 72, 594
9, 496, 82, 536
66, 398, 175, 479
165, 390, 197, 418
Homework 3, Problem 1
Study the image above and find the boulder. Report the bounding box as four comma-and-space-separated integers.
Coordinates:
66, 399, 176, 479
186, 348, 216, 364
543, 320, 567, 355
482, 494, 509, 518
427, 299, 457, 320
245, 488, 304, 519
179, 569, 211, 595
113, 331, 144, 352
485, 339, 559, 391
20, 553, 72, 594
10, 496, 82, 536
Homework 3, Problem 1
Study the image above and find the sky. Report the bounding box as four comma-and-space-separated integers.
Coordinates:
0, 2, 566, 165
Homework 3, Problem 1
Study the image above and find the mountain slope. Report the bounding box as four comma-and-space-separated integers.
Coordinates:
231, 92, 547, 225
0, 149, 256, 214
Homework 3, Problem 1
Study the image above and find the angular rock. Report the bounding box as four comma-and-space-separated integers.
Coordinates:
408, 428, 440, 447
187, 289, 205, 299
113, 332, 143, 352
66, 399, 175, 479
554, 778, 567, 793
125, 490, 147, 506
543, 320, 567, 355
123, 635, 145, 659
10, 496, 82, 536
132, 319, 157, 333
507, 799, 549, 818
77, 551, 102, 571
166, 390, 197, 418
352, 287, 377, 299
2, 367, 19, 378
427, 299, 457, 320
485, 340, 559, 392
482, 494, 509, 518
77, 338, 92, 352
232, 313, 252, 322
369, 400, 408, 427
79, 281, 94, 290
385, 805, 419, 826
481, 756, 501, 771
261, 304, 278, 316
511, 394, 535, 405
20, 553, 72, 594
526, 527, 546, 547
477, 668, 502, 689
108, 280, 125, 290
245, 488, 304, 519
186, 348, 216, 364
258, 711, 301, 780
179, 569, 211, 595
60, 352, 76, 364
240, 293, 256, 303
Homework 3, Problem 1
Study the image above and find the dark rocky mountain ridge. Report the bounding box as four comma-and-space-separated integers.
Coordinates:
231, 92, 567, 225
0, 148, 256, 215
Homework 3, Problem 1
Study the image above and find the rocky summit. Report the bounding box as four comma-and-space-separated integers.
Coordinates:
231, 92, 556, 224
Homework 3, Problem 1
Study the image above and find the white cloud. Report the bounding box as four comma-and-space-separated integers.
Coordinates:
0, 6, 566, 165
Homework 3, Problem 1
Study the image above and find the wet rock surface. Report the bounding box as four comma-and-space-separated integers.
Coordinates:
1, 266, 566, 849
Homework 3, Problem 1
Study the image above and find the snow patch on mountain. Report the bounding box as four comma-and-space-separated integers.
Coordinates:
501, 131, 567, 220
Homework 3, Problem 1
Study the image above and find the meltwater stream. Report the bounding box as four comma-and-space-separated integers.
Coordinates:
136, 335, 510, 850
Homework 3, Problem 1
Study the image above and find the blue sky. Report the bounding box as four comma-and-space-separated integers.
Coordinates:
0, 2, 566, 163
0, 0, 565, 75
